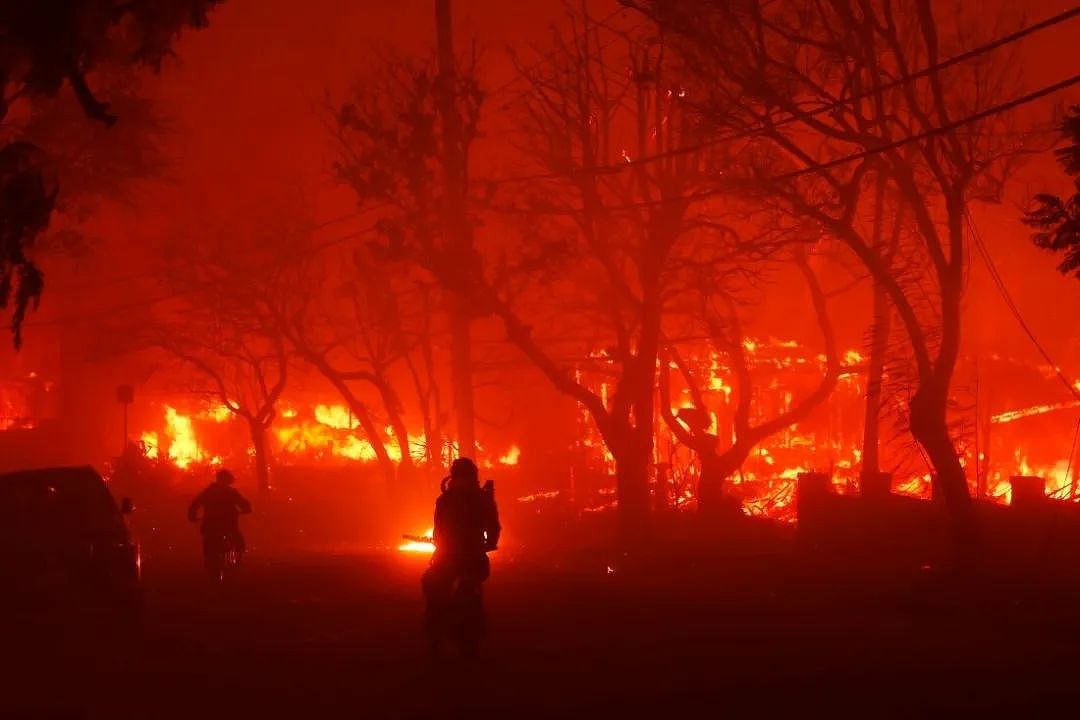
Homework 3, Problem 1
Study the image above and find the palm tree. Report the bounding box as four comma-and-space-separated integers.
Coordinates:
1025, 107, 1080, 276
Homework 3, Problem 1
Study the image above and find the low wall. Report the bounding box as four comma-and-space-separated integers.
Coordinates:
795, 473, 1080, 571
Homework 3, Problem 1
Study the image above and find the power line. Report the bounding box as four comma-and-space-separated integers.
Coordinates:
766, 73, 1080, 184
631, 4, 1080, 168
492, 70, 1080, 214
965, 209, 1080, 401
490, 5, 1080, 186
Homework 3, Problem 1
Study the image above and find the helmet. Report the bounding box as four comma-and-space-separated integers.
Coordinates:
446, 457, 480, 490
215, 469, 235, 485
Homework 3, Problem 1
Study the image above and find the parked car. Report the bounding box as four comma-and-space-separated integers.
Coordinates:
0, 466, 140, 616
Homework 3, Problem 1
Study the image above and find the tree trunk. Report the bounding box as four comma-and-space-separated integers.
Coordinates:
909, 379, 977, 565
862, 174, 893, 483
287, 344, 398, 487
916, 211, 977, 565
346, 397, 397, 489
389, 415, 416, 493
404, 352, 438, 468
612, 430, 652, 547
976, 372, 991, 498
449, 302, 476, 457
697, 450, 727, 513
373, 372, 417, 482
697, 441, 750, 514
861, 279, 890, 477
435, 0, 477, 459
249, 418, 271, 494
693, 255, 838, 513
316, 366, 397, 488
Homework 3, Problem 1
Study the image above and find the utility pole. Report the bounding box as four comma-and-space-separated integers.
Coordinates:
434, 0, 477, 458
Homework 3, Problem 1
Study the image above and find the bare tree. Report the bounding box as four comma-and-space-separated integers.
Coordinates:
270, 248, 438, 491
478, 8, 738, 541
632, 0, 1031, 560
151, 301, 287, 493
129, 211, 298, 492
330, 17, 484, 458
660, 248, 839, 511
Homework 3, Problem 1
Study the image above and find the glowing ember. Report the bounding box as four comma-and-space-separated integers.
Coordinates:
518, 490, 560, 503
991, 401, 1080, 424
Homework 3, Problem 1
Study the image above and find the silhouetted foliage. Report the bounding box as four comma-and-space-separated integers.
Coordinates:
1024, 107, 1080, 277
1, 1, 223, 119
0, 0, 224, 346
22, 67, 171, 259
0, 142, 53, 348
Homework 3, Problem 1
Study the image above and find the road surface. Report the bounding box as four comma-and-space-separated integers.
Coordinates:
6, 545, 1080, 718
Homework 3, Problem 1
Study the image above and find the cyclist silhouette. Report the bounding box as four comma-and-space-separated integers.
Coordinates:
188, 469, 251, 573
421, 457, 500, 655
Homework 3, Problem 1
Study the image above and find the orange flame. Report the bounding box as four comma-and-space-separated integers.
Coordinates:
140, 431, 159, 460
165, 406, 201, 469
498, 445, 521, 466
398, 527, 435, 554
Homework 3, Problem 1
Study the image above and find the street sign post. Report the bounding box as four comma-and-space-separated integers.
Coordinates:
117, 385, 134, 454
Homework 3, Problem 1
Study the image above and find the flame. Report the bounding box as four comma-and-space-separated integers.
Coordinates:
122, 331, 1078, 524
205, 404, 233, 423
165, 406, 201, 469
340, 435, 378, 462
1016, 454, 1073, 499
314, 403, 358, 430
499, 445, 521, 466
707, 353, 733, 400
843, 349, 864, 365
140, 431, 159, 460
399, 527, 435, 554
383, 426, 429, 464
894, 475, 931, 498
990, 477, 1013, 504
